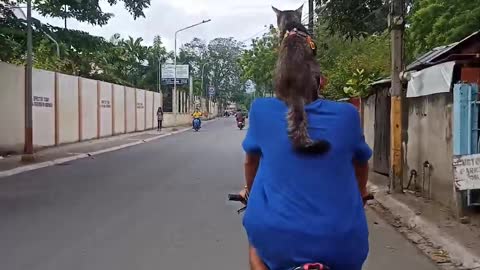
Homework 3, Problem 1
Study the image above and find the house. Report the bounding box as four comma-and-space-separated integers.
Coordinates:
362, 31, 480, 215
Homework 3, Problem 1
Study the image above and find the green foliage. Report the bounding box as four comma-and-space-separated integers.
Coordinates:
17, 0, 150, 26
315, 25, 390, 100
0, 15, 169, 90
343, 69, 375, 98
239, 26, 278, 98
207, 37, 244, 105
316, 0, 389, 39
178, 38, 208, 97
407, 0, 480, 57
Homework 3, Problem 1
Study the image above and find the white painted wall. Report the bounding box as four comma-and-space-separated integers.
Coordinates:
32, 68, 55, 147
0, 62, 217, 153
136, 89, 146, 131
0, 62, 25, 153
113, 84, 125, 134
153, 92, 162, 112
98, 81, 113, 137
125, 87, 136, 133
163, 113, 192, 127
145, 91, 154, 129
79, 78, 98, 140
362, 94, 376, 167
56, 73, 79, 144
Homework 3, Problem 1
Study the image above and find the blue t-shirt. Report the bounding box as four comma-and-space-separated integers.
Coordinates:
242, 98, 372, 270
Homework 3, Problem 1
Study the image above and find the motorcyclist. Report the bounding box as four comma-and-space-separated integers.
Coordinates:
191, 108, 202, 129
236, 109, 245, 124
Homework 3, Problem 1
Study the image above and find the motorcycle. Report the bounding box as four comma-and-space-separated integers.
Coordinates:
237, 119, 245, 130
193, 118, 201, 132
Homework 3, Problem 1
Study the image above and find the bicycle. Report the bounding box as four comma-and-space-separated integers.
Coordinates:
227, 193, 374, 270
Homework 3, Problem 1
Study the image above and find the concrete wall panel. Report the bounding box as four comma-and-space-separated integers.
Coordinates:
113, 84, 125, 134
362, 94, 376, 166
145, 91, 154, 129
79, 78, 98, 140
136, 89, 146, 131
98, 81, 113, 137
405, 93, 454, 207
57, 73, 79, 144
125, 87, 136, 133
0, 62, 25, 153
163, 113, 191, 128
32, 68, 55, 147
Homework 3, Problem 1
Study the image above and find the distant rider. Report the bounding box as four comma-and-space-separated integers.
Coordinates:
192, 108, 203, 129
236, 109, 245, 124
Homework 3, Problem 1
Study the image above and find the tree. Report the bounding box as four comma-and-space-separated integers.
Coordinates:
407, 0, 480, 57
239, 26, 278, 97
316, 0, 389, 39
17, 0, 150, 26
206, 37, 244, 107
178, 38, 208, 96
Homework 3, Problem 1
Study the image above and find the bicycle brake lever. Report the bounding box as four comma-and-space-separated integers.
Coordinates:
237, 206, 246, 214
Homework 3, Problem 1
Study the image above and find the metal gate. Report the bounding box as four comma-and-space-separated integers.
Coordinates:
453, 83, 480, 206
373, 89, 391, 175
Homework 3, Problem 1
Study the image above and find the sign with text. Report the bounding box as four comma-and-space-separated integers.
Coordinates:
161, 65, 189, 85
100, 100, 111, 108
33, 96, 53, 108
453, 153, 480, 190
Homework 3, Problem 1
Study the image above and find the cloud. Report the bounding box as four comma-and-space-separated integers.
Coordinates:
33, 0, 306, 51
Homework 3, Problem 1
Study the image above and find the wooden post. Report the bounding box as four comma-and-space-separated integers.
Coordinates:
389, 0, 406, 193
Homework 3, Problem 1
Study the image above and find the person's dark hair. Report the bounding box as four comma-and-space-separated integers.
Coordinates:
274, 22, 330, 155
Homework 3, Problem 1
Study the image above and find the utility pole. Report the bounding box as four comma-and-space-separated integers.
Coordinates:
308, 0, 314, 35
23, 0, 34, 161
389, 0, 406, 193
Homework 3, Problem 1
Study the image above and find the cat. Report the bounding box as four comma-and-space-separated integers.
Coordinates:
272, 5, 323, 99
272, 5, 304, 40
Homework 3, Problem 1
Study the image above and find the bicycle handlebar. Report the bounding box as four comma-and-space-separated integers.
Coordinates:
228, 193, 374, 202
228, 194, 244, 202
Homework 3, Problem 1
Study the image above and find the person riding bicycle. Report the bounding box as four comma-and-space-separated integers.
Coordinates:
240, 22, 371, 270
191, 108, 202, 129
235, 109, 245, 123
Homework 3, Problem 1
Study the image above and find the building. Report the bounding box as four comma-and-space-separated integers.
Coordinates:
362, 31, 480, 216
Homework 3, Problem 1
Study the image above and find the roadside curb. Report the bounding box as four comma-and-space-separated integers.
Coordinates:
0, 119, 217, 179
368, 183, 480, 269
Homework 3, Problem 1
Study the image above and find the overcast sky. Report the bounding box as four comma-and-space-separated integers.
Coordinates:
33, 0, 307, 50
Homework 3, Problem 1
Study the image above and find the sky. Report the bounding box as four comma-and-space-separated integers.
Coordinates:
32, 0, 307, 51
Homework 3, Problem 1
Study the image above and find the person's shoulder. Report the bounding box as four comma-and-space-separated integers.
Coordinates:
322, 100, 358, 115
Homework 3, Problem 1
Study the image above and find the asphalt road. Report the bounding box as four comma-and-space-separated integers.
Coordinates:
0, 118, 439, 270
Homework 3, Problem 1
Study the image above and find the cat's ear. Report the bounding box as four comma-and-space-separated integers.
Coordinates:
272, 6, 281, 16
296, 4, 304, 17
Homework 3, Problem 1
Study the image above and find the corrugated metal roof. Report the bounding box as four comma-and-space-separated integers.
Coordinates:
406, 30, 480, 71
406, 43, 458, 71
370, 77, 391, 86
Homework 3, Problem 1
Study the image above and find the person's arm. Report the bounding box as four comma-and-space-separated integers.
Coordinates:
244, 154, 260, 191
354, 160, 369, 198
349, 105, 372, 202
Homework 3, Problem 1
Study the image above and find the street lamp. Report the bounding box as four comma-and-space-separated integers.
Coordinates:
173, 19, 211, 124
201, 63, 208, 113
